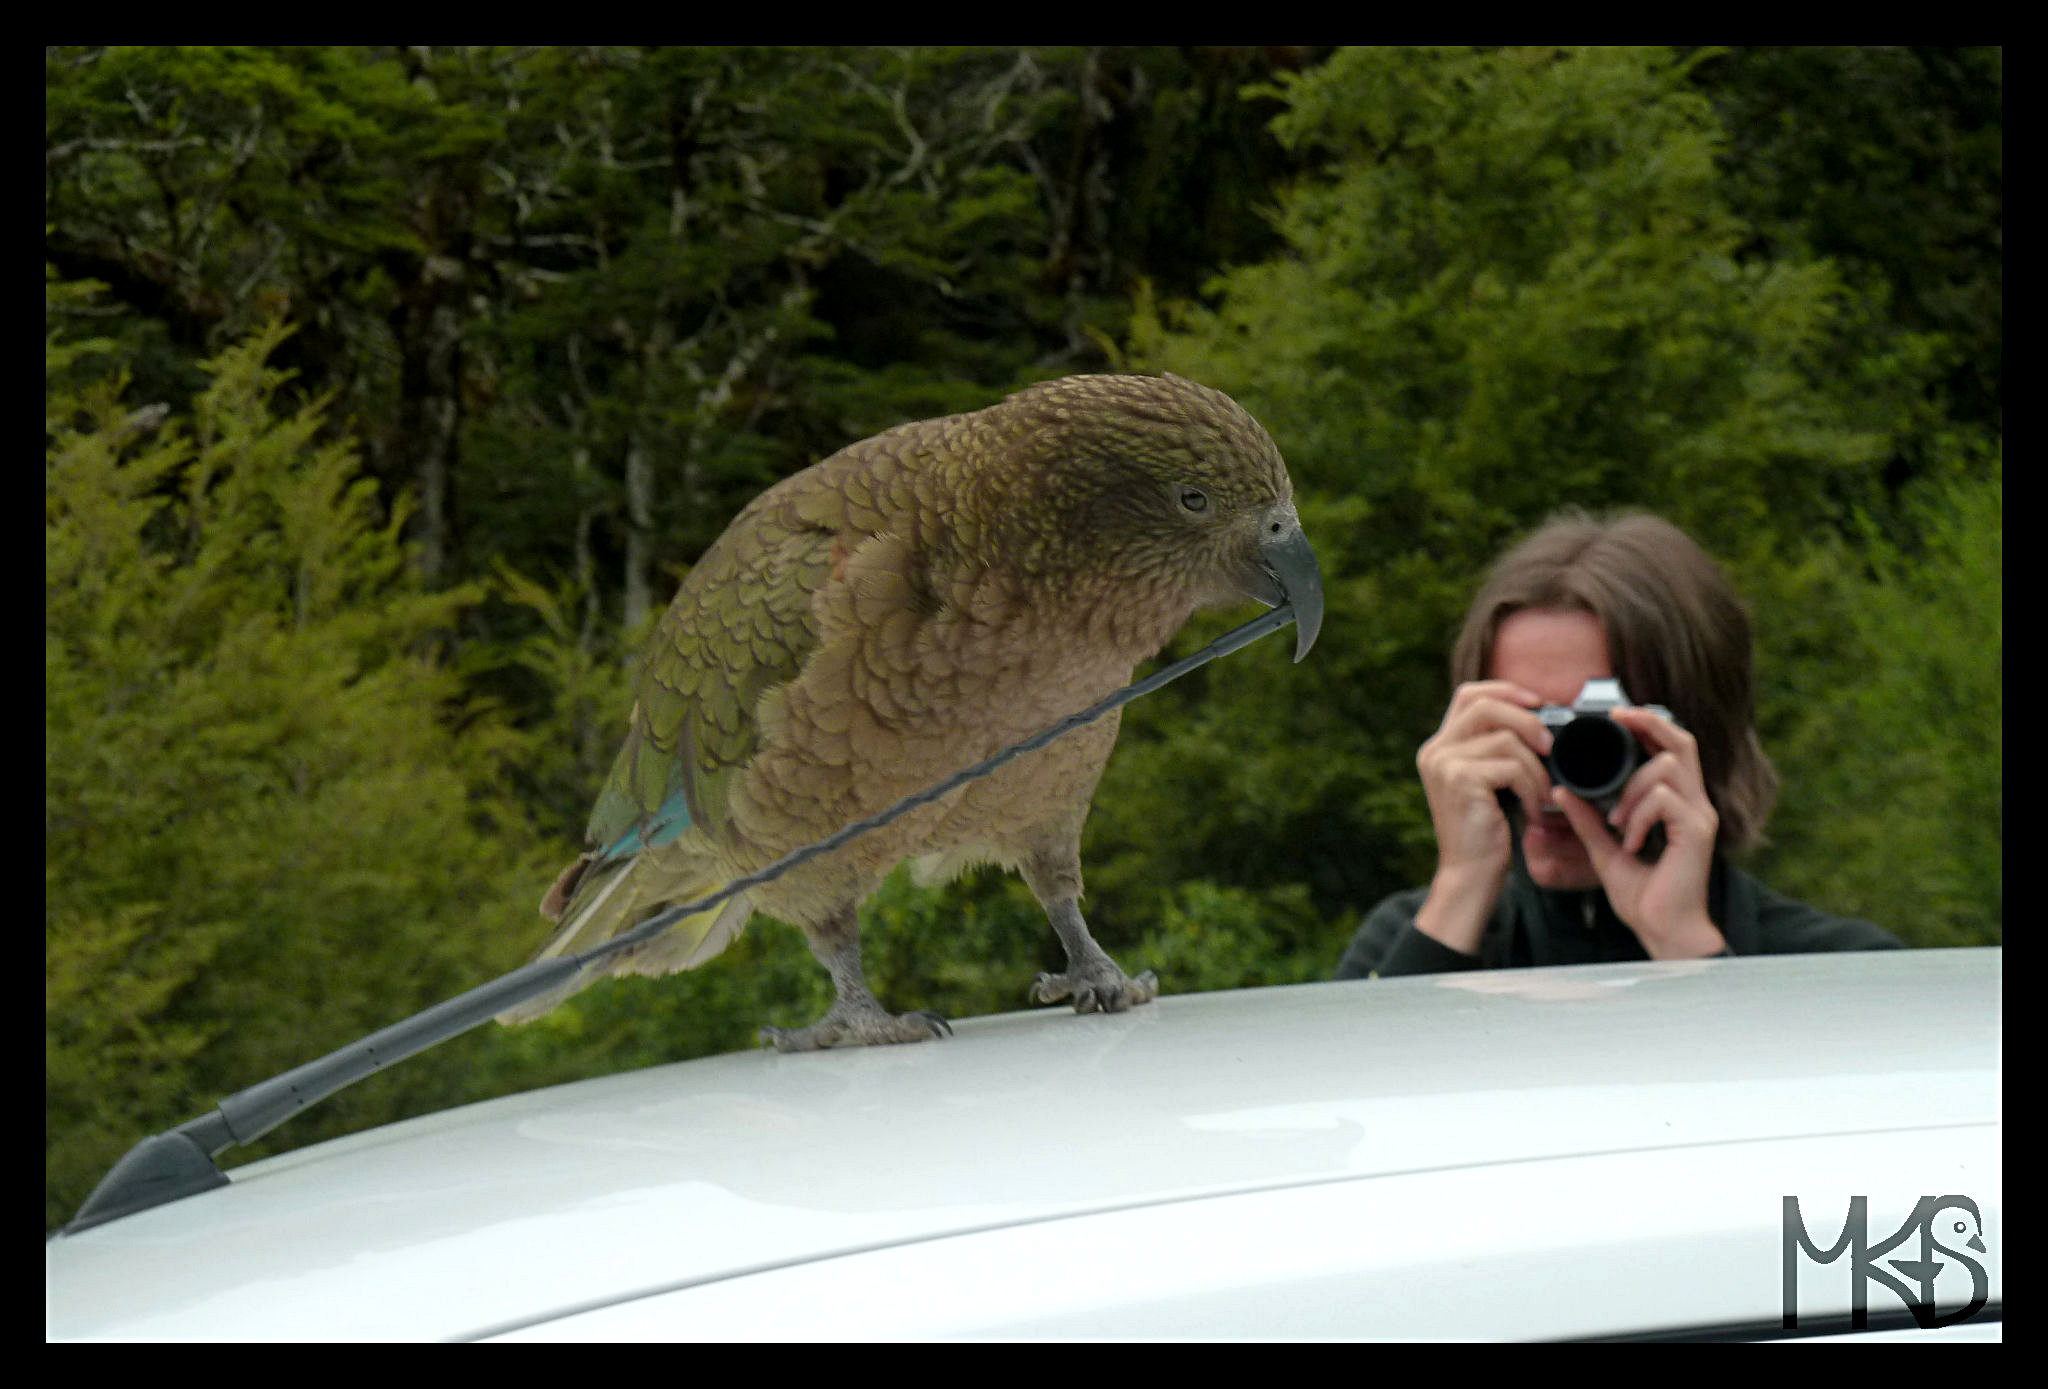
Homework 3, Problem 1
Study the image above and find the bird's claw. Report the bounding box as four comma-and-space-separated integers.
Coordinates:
1031, 966, 1159, 1014
757, 1007, 952, 1052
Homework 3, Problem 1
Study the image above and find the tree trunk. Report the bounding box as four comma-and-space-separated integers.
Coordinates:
392, 259, 465, 585
623, 438, 654, 633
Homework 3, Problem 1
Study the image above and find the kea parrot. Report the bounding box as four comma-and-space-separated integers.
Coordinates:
496, 373, 1322, 1050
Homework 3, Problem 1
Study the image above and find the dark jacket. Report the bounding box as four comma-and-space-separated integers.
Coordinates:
1335, 854, 1902, 979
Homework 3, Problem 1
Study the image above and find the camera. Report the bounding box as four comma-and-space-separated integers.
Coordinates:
1536, 678, 1676, 812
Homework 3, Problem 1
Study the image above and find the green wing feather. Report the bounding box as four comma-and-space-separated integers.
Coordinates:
587, 496, 843, 863
500, 486, 853, 1028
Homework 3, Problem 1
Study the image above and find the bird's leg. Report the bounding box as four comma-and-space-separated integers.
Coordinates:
1019, 841, 1158, 1014
758, 906, 952, 1052
1030, 898, 1160, 1014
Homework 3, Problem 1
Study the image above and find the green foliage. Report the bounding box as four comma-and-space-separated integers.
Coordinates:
45, 265, 116, 388
45, 300, 550, 1228
1693, 46, 2002, 440
1141, 48, 1902, 551
1748, 451, 2002, 943
476, 562, 645, 844
456, 47, 1095, 602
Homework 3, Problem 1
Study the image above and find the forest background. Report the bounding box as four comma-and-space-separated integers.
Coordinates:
46, 46, 2001, 1229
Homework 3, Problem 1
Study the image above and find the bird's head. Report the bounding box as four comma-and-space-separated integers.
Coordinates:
994, 373, 1324, 661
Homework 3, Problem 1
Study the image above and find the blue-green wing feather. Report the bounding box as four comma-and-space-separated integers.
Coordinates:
577, 505, 841, 888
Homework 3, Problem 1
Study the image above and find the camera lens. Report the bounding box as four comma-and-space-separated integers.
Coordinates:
1549, 715, 1635, 802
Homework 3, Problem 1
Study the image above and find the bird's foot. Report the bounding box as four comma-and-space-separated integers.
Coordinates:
758, 1004, 952, 1053
1030, 960, 1158, 1014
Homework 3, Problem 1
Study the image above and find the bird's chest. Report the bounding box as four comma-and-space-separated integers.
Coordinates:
745, 607, 1133, 833
864, 609, 1128, 762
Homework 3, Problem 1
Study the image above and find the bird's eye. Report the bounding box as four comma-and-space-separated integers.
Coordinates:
1179, 487, 1209, 514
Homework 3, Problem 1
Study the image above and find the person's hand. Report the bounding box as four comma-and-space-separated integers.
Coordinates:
1412, 681, 1554, 952
1549, 707, 1726, 959
1418, 680, 1555, 878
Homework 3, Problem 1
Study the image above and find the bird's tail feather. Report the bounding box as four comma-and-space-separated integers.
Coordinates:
494, 849, 752, 1026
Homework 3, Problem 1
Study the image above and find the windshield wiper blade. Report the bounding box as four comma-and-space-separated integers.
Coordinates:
61, 604, 1302, 1236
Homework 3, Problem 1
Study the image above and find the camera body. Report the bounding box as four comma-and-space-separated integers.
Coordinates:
1536, 678, 1676, 812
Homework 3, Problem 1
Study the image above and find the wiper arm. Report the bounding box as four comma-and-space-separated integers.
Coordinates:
62, 957, 587, 1234
62, 604, 1301, 1236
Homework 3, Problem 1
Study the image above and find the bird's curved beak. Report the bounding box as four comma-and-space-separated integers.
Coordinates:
1243, 503, 1324, 662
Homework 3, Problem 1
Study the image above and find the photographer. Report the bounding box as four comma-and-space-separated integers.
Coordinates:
1336, 511, 1900, 978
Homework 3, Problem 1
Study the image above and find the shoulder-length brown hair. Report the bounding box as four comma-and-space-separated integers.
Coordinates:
1450, 510, 1777, 852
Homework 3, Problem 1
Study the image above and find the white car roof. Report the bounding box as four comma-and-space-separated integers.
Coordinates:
48, 948, 2000, 1340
